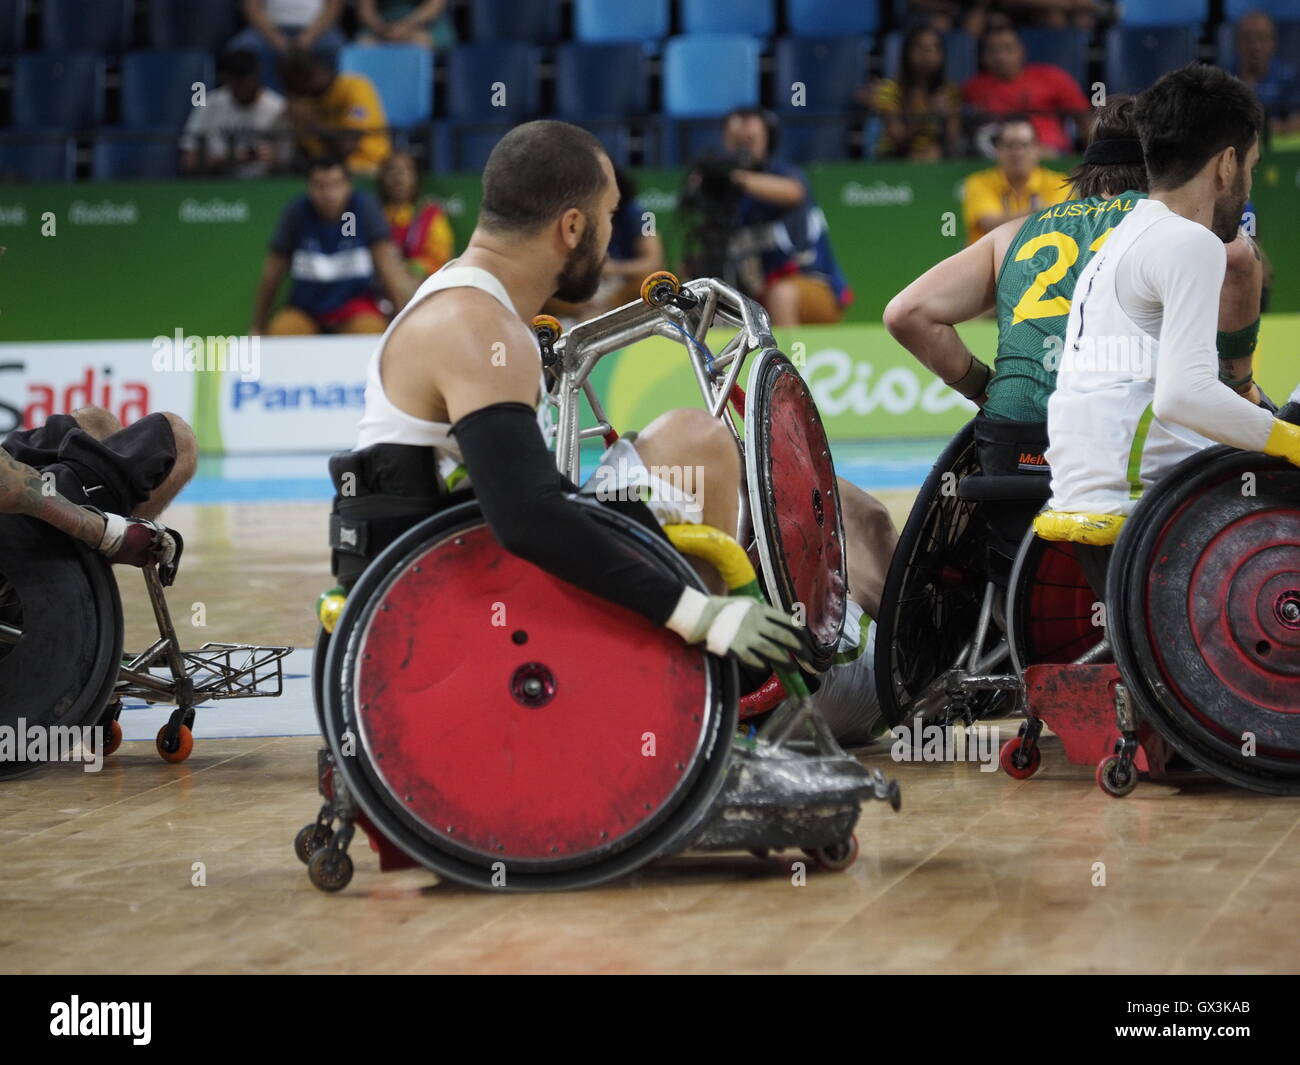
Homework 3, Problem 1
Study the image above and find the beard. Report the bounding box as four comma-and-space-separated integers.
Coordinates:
553, 219, 606, 303
1210, 169, 1249, 243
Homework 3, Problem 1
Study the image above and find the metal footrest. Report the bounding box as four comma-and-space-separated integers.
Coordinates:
118, 642, 292, 702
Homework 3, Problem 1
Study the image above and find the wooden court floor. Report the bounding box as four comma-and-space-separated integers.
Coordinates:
2, 499, 1298, 975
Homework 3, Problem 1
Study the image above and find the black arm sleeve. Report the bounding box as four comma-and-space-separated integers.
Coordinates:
452, 402, 686, 625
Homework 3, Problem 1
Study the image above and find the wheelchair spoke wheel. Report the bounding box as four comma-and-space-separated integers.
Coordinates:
1110, 448, 1300, 793
1008, 536, 1102, 672
322, 501, 737, 891
873, 421, 1007, 726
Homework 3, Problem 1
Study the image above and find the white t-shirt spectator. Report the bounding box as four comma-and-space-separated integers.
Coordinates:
266, 0, 326, 28
180, 86, 288, 177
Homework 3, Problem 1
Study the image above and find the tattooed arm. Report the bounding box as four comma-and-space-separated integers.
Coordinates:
0, 447, 107, 548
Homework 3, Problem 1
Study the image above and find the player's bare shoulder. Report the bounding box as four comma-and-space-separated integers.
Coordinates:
383, 286, 537, 416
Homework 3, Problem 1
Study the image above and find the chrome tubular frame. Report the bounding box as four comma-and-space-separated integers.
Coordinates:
547, 277, 777, 486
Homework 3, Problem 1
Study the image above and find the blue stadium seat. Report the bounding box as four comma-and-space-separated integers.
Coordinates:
0, 132, 75, 182
340, 44, 434, 127
1, 0, 26, 53
468, 0, 560, 43
444, 42, 540, 119
785, 0, 878, 36
662, 35, 761, 117
554, 43, 650, 119
438, 42, 539, 173
121, 51, 216, 130
12, 52, 103, 128
1104, 26, 1200, 95
40, 0, 131, 51
148, 0, 239, 50
573, 0, 668, 43
1225, 0, 1300, 18
1116, 0, 1208, 28
883, 30, 976, 85
772, 37, 869, 114
779, 116, 851, 162
1019, 27, 1089, 88
91, 131, 177, 180
680, 0, 774, 36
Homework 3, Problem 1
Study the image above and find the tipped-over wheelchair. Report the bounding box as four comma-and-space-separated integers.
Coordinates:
873, 419, 1101, 733
1003, 413, 1300, 797
0, 515, 291, 778
299, 273, 900, 893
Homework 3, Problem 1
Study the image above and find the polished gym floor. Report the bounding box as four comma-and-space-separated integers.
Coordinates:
2, 479, 1298, 974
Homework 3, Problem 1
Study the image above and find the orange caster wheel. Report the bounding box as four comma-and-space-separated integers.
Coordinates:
804, 833, 859, 872
1000, 736, 1041, 779
100, 719, 123, 758
531, 314, 562, 341
156, 722, 194, 763
640, 270, 680, 306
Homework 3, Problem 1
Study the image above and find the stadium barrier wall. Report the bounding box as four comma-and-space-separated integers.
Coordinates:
4, 316, 1298, 452
0, 151, 1295, 341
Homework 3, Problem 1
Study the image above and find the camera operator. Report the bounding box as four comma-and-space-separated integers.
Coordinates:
681, 109, 851, 326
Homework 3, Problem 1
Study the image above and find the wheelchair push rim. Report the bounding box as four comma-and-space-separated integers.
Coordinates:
1109, 447, 1300, 794
745, 348, 847, 672
321, 501, 738, 890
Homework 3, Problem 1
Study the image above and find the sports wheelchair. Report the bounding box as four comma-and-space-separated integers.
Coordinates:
0, 515, 290, 778
1008, 424, 1300, 797
872, 419, 1100, 732
299, 273, 900, 893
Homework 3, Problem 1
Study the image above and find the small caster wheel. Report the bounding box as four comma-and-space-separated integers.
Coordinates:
92, 719, 123, 757
886, 780, 902, 812
807, 834, 859, 872
1000, 736, 1041, 779
640, 269, 680, 306
308, 848, 354, 892
1096, 755, 1138, 797
156, 722, 194, 764
295, 823, 333, 865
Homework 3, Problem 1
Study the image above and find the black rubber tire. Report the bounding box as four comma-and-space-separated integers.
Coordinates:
0, 515, 123, 779
320, 500, 739, 892
1108, 446, 1300, 794
872, 421, 1009, 727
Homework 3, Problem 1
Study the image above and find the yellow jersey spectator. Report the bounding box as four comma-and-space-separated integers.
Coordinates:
962, 117, 1068, 244
281, 50, 392, 176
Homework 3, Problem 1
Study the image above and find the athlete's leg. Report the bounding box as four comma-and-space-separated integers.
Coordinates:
128, 413, 198, 520
633, 407, 742, 594
71, 405, 123, 441
837, 477, 898, 618
335, 312, 390, 335
268, 307, 319, 335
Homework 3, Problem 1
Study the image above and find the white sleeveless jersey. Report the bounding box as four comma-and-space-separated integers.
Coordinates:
1045, 199, 1262, 515
354, 260, 553, 484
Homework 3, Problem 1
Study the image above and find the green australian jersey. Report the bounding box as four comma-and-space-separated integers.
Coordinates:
985, 190, 1147, 422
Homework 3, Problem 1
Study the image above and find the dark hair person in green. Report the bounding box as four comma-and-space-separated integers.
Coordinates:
884, 95, 1266, 560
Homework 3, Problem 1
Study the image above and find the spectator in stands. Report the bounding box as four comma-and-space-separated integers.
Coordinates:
904, 1, 964, 32
863, 24, 962, 160
230, 0, 346, 58
961, 116, 1068, 243
987, 1, 1100, 30
280, 50, 391, 176
356, 0, 456, 51
180, 50, 288, 178
250, 156, 415, 336
717, 108, 851, 326
1233, 10, 1300, 136
376, 151, 456, 279
962, 24, 1090, 155
545, 166, 665, 320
